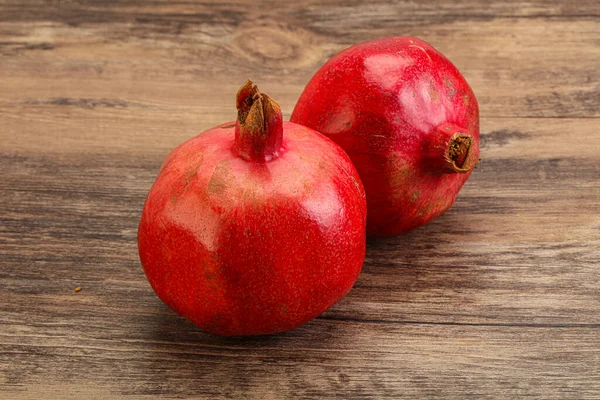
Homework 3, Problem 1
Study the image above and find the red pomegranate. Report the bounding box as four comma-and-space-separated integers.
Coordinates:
138, 80, 366, 336
291, 36, 480, 236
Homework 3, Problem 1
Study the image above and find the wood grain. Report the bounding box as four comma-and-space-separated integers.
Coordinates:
1, 0, 599, 398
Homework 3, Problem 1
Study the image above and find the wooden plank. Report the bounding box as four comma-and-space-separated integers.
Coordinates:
0, 11, 599, 119
1, 0, 599, 23
2, 316, 599, 399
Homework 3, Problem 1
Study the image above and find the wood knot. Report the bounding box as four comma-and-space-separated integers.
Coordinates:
233, 25, 323, 69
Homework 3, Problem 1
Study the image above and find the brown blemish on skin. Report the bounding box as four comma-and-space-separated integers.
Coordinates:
435, 196, 445, 210
462, 93, 470, 105
209, 179, 226, 195
199, 258, 223, 296
205, 271, 217, 281
442, 196, 454, 213
170, 164, 202, 205
303, 180, 314, 195
387, 153, 412, 201
242, 180, 265, 211
185, 167, 199, 184
411, 191, 420, 203
163, 240, 173, 262
208, 160, 232, 195
417, 201, 435, 218
443, 76, 457, 97
428, 80, 439, 102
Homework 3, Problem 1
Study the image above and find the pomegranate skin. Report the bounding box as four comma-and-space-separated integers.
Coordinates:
138, 84, 366, 336
291, 36, 480, 236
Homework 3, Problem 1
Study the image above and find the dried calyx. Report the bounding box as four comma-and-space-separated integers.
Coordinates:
234, 80, 283, 162
425, 123, 476, 174
447, 135, 473, 172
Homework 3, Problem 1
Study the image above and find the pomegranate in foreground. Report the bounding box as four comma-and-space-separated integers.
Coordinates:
138, 80, 366, 336
292, 36, 479, 236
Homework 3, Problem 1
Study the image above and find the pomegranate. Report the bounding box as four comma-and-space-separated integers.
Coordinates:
291, 36, 479, 236
138, 80, 366, 336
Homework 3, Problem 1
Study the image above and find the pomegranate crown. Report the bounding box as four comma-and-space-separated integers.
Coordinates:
234, 80, 284, 162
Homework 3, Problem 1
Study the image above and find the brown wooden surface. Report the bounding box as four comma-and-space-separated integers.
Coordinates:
1, 1, 599, 399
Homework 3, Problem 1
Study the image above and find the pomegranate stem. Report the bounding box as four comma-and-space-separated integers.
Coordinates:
234, 80, 284, 162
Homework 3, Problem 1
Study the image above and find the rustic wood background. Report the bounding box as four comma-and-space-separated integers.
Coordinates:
1, 0, 599, 398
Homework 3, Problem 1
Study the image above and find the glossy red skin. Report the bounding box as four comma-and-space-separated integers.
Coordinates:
138, 121, 366, 336
291, 36, 480, 236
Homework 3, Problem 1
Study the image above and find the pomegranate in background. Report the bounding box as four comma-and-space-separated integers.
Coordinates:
292, 36, 480, 236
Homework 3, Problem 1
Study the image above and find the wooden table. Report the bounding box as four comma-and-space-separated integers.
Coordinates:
1, 1, 599, 398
